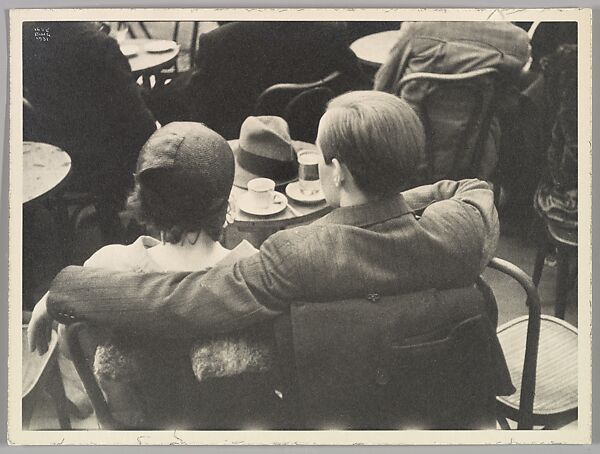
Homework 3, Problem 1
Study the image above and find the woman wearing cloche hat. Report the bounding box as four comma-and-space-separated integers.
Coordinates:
50, 122, 281, 428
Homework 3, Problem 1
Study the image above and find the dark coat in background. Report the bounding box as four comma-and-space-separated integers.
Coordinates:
23, 22, 156, 204
148, 21, 368, 139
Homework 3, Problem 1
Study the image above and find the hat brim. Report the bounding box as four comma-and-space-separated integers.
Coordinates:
230, 140, 317, 189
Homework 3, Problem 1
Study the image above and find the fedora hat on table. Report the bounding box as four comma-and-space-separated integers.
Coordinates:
231, 116, 314, 189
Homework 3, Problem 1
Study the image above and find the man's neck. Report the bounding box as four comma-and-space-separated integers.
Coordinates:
338, 190, 376, 208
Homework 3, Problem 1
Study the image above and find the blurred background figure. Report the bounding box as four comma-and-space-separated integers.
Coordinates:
23, 21, 157, 242
146, 21, 369, 139
497, 23, 578, 230
22, 21, 157, 310
374, 22, 530, 187
532, 44, 578, 231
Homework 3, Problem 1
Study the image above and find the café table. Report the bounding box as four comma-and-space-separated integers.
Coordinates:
120, 38, 180, 88
350, 30, 400, 68
23, 141, 72, 271
223, 141, 331, 248
23, 142, 71, 204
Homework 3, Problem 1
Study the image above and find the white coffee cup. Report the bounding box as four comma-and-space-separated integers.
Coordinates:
247, 178, 276, 209
297, 150, 321, 195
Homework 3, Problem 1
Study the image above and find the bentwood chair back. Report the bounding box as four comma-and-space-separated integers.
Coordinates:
489, 258, 578, 429
398, 68, 500, 185
254, 71, 341, 143
63, 323, 120, 430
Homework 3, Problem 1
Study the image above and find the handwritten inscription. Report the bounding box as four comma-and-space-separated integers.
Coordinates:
33, 26, 51, 42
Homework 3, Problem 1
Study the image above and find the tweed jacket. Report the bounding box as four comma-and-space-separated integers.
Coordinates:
48, 179, 498, 337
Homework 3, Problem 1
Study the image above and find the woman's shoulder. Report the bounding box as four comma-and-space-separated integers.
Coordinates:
216, 240, 258, 267
83, 236, 160, 271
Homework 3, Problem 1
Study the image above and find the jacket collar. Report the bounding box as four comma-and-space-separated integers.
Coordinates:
314, 194, 414, 228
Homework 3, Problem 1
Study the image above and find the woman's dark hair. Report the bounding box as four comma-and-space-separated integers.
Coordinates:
126, 169, 230, 244
317, 90, 425, 196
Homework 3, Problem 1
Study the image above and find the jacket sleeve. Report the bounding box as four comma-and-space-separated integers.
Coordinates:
403, 179, 500, 271
46, 231, 306, 337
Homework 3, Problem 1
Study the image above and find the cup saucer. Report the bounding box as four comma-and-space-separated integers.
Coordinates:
285, 181, 325, 204
238, 192, 288, 216
145, 40, 177, 53
120, 44, 138, 57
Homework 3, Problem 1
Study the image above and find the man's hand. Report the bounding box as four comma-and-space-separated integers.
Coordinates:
27, 292, 54, 355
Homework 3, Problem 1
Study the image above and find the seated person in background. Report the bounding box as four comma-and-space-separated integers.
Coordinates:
146, 21, 369, 139
533, 44, 578, 232
374, 21, 530, 94
22, 21, 157, 242
529, 22, 578, 73
30, 92, 501, 427
374, 21, 530, 185
499, 38, 578, 222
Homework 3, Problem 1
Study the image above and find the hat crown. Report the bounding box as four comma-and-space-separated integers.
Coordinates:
137, 122, 234, 203
239, 116, 294, 162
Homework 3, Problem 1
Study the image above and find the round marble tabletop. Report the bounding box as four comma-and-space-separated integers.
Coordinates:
23, 142, 71, 204
120, 39, 180, 77
350, 30, 400, 67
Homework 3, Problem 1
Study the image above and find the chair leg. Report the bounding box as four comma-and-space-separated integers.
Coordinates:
497, 415, 511, 430
190, 22, 199, 68
555, 244, 571, 319
532, 240, 548, 288
45, 359, 72, 430
137, 22, 153, 39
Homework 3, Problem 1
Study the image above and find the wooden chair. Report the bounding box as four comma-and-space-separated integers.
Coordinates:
532, 219, 578, 319
62, 323, 123, 430
254, 71, 342, 143
489, 258, 578, 429
63, 287, 506, 430
397, 68, 501, 185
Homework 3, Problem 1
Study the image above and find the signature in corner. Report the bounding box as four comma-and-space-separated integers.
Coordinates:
33, 26, 51, 42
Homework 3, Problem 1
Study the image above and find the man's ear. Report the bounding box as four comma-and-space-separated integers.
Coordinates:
331, 158, 344, 187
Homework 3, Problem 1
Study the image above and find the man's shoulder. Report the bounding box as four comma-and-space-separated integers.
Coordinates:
260, 223, 337, 261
